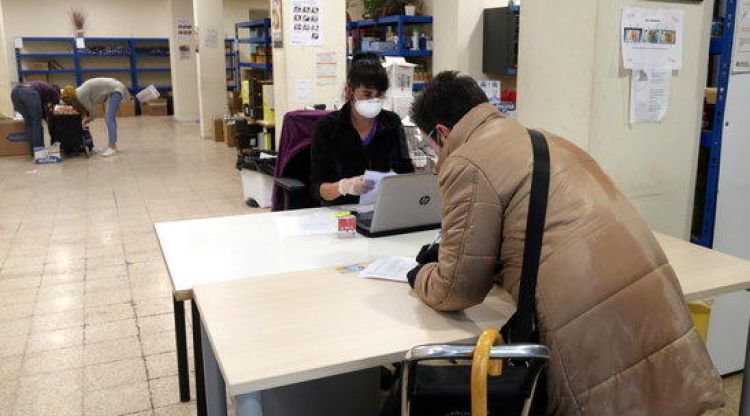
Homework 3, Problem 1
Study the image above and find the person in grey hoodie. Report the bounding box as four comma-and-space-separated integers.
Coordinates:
62, 78, 130, 157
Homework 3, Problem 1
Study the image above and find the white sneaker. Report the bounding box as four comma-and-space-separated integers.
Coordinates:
93, 147, 105, 154
100, 148, 117, 157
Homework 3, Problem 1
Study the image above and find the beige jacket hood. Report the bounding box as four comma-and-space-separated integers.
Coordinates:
414, 103, 724, 415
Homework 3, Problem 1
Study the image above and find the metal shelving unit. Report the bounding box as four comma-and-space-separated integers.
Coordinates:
691, 0, 738, 248
234, 18, 273, 78
14, 37, 172, 94
226, 38, 238, 91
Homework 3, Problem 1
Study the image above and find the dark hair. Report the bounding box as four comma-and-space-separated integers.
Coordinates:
347, 52, 388, 92
410, 71, 489, 132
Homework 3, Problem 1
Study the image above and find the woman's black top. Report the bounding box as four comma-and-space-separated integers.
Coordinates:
310, 102, 415, 205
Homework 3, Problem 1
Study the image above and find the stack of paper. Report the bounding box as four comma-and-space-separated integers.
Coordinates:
360, 256, 418, 283
275, 212, 337, 237
359, 170, 397, 205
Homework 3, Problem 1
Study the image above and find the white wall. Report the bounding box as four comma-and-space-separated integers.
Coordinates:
0, 0, 13, 117
517, 0, 713, 238
223, 0, 269, 37
169, 0, 200, 121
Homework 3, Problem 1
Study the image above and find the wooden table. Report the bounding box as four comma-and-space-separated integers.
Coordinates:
155, 207, 436, 413
193, 231, 750, 416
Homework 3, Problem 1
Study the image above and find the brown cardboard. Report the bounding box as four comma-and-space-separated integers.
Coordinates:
705, 88, 718, 105
143, 100, 168, 116
0, 120, 28, 156
23, 73, 48, 83
119, 100, 136, 117
224, 121, 235, 147
28, 62, 48, 71
214, 118, 225, 142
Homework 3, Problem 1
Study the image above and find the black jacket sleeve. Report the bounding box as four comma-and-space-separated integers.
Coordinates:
392, 119, 415, 174
310, 116, 339, 201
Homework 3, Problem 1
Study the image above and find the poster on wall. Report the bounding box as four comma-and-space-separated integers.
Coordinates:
177, 18, 193, 42
204, 27, 219, 49
294, 79, 312, 102
621, 7, 684, 70
290, 0, 323, 46
630, 67, 672, 124
271, 0, 284, 48
315, 51, 338, 86
733, 0, 750, 73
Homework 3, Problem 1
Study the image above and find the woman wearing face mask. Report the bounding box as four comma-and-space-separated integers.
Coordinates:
310, 52, 415, 205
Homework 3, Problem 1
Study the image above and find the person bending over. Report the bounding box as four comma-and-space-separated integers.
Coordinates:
62, 78, 130, 157
310, 52, 414, 205
406, 71, 723, 415
10, 81, 60, 154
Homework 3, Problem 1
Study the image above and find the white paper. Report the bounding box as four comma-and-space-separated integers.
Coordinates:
294, 80, 311, 102
359, 170, 397, 205
290, 0, 323, 46
204, 27, 219, 48
275, 212, 337, 236
630, 67, 672, 124
14, 37, 23, 49
360, 256, 418, 283
75, 38, 85, 49
315, 51, 338, 86
621, 7, 684, 70
734, 0, 750, 73
477, 80, 501, 103
177, 18, 193, 42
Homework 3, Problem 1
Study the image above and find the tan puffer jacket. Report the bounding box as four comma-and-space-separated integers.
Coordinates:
413, 103, 724, 415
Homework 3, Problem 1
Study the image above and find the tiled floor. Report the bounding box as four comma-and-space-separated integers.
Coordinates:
0, 116, 744, 415
0, 116, 260, 415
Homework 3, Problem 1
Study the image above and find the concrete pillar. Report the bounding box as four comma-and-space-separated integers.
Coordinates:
169, 0, 200, 122
516, 0, 714, 237
271, 0, 347, 144
0, 0, 15, 117
193, 0, 227, 137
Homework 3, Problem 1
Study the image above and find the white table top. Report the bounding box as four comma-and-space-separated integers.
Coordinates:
155, 207, 437, 301
191, 229, 750, 397
194, 267, 517, 396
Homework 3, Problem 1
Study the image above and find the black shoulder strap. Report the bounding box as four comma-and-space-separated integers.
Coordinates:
504, 129, 551, 343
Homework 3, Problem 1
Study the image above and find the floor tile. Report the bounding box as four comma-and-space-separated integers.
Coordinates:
85, 318, 138, 344
145, 352, 178, 380
135, 298, 173, 318
0, 355, 24, 381
84, 357, 147, 391
149, 376, 192, 408
0, 301, 35, 322
14, 368, 83, 416
0, 288, 36, 306
34, 295, 84, 315
37, 281, 85, 300
27, 327, 84, 353
32, 309, 85, 333
152, 401, 197, 416
84, 381, 151, 416
137, 314, 175, 337
84, 289, 132, 308
0, 379, 18, 415
141, 332, 177, 356
23, 346, 84, 375
84, 303, 135, 325
84, 337, 142, 366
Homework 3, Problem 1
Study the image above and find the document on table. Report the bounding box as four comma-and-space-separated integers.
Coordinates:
360, 256, 418, 283
359, 170, 396, 205
275, 212, 337, 236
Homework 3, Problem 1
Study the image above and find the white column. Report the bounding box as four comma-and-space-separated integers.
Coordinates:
271, 0, 347, 145
193, 0, 227, 137
516, 0, 713, 238
0, 0, 15, 117
169, 0, 200, 122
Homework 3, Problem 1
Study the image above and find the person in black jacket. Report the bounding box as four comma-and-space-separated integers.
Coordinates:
310, 52, 414, 205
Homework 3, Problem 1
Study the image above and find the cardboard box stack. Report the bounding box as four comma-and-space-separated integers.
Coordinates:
142, 99, 169, 116
214, 118, 225, 142
0, 119, 28, 157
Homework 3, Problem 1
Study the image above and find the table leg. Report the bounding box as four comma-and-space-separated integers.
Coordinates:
739, 315, 750, 416
235, 392, 264, 416
192, 300, 207, 416
202, 319, 227, 416
172, 296, 190, 402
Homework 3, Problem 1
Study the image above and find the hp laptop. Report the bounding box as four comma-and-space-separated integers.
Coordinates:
356, 174, 442, 237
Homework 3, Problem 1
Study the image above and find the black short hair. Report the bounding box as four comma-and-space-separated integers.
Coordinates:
348, 52, 388, 92
410, 71, 489, 133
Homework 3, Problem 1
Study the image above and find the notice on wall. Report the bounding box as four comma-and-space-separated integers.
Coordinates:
179, 45, 191, 60
271, 0, 284, 48
177, 18, 193, 42
630, 67, 672, 124
204, 27, 219, 49
315, 51, 338, 86
290, 0, 322, 46
14, 38, 23, 49
75, 38, 86, 49
294, 79, 312, 102
621, 7, 684, 70
734, 0, 750, 73
477, 80, 501, 104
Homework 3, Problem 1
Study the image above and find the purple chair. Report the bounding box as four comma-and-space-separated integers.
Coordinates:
272, 110, 330, 211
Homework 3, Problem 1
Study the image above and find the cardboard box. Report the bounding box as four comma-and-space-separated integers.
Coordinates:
227, 91, 241, 115
214, 118, 225, 142
23, 73, 48, 83
119, 100, 136, 117
143, 100, 168, 116
0, 119, 28, 156
28, 62, 48, 71
224, 121, 235, 148
705, 88, 718, 105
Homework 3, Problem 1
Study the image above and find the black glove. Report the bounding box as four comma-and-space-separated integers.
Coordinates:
407, 264, 424, 288
416, 243, 440, 265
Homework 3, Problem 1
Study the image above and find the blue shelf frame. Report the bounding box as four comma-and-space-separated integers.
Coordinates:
692, 3, 738, 248
15, 37, 172, 92
239, 62, 272, 70
234, 19, 273, 79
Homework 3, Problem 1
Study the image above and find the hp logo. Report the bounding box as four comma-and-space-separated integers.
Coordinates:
419, 195, 431, 206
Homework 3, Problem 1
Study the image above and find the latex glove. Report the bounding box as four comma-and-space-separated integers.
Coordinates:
416, 243, 440, 265
338, 176, 375, 196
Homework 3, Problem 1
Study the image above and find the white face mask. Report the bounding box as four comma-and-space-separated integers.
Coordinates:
354, 98, 383, 119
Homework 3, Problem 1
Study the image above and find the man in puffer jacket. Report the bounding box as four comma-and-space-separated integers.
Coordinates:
407, 71, 724, 415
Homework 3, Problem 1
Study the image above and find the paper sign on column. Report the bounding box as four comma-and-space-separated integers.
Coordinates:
734, 0, 750, 73
630, 67, 672, 124
294, 79, 311, 102
316, 51, 338, 86
204, 27, 219, 48
75, 38, 86, 49
290, 0, 323, 46
177, 18, 193, 42
13, 38, 23, 49
621, 7, 684, 70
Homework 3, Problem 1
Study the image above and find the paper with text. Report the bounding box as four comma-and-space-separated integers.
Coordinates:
360, 256, 418, 283
359, 170, 396, 205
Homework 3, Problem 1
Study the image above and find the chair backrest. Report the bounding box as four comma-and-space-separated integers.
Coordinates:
272, 110, 329, 211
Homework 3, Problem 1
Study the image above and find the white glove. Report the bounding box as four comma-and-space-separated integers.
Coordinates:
338, 176, 375, 196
